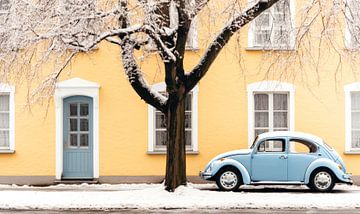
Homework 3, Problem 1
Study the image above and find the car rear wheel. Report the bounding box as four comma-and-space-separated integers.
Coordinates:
216, 167, 242, 191
309, 169, 335, 192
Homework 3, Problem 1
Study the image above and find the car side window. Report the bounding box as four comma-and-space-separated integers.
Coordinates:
257, 139, 285, 152
289, 139, 317, 153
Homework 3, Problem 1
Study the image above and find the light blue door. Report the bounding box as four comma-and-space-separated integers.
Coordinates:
251, 139, 288, 181
287, 138, 318, 181
63, 96, 93, 179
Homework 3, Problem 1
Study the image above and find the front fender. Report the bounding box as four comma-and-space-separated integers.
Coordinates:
211, 159, 251, 185
304, 158, 347, 184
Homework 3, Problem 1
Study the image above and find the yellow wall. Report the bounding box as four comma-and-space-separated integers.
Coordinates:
1, 0, 360, 178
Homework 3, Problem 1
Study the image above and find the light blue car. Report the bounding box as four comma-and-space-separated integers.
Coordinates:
200, 131, 352, 192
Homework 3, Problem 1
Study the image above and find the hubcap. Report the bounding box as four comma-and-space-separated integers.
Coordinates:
314, 171, 332, 190
220, 171, 238, 190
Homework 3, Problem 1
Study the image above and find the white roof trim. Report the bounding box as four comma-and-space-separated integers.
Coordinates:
56, 78, 100, 89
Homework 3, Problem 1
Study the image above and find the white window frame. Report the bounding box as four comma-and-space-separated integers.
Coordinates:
247, 81, 295, 147
344, 0, 360, 49
148, 82, 199, 153
0, 83, 15, 153
344, 82, 360, 152
248, 0, 296, 50
54, 78, 100, 179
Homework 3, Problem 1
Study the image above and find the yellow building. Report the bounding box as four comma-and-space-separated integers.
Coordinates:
0, 0, 360, 185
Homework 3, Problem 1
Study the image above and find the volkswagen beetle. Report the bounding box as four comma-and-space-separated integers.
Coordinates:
200, 131, 352, 192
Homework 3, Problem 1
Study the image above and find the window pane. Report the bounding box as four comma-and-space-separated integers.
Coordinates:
70, 104, 77, 116
352, 92, 360, 110
185, 112, 191, 128
0, 95, 9, 111
273, 94, 288, 110
254, 94, 269, 110
70, 134, 78, 147
258, 139, 285, 152
255, 12, 270, 28
155, 131, 167, 146
352, 130, 360, 149
69, 119, 77, 131
0, 0, 10, 11
352, 112, 360, 129
255, 129, 268, 137
155, 112, 166, 129
255, 112, 269, 127
274, 112, 288, 128
80, 119, 88, 131
0, 113, 9, 128
185, 130, 191, 146
80, 134, 88, 147
0, 130, 9, 147
185, 94, 192, 111
80, 104, 89, 116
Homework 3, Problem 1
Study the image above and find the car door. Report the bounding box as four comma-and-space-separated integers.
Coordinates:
251, 138, 288, 181
287, 138, 318, 181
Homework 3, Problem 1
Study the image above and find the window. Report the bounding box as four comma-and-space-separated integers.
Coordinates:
247, 81, 295, 147
0, 0, 9, 12
0, 84, 15, 152
254, 93, 289, 138
258, 139, 285, 152
345, 0, 360, 49
249, 0, 294, 49
344, 83, 360, 152
148, 83, 199, 153
289, 139, 317, 153
169, 0, 198, 50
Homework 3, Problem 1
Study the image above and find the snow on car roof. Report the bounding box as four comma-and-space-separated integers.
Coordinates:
257, 131, 324, 144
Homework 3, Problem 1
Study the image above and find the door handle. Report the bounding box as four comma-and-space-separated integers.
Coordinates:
279, 155, 288, 159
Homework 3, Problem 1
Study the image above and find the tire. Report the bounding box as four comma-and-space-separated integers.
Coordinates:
216, 167, 242, 191
309, 169, 335, 192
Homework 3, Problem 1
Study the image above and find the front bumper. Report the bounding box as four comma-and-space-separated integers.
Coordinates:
199, 171, 212, 180
341, 173, 353, 185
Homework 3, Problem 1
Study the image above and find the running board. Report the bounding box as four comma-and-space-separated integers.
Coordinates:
250, 181, 304, 185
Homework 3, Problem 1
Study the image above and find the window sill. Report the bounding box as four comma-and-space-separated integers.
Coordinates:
147, 151, 199, 155
344, 151, 360, 155
0, 150, 15, 154
246, 47, 296, 51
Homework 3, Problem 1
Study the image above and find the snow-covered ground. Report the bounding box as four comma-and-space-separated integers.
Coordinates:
0, 183, 359, 210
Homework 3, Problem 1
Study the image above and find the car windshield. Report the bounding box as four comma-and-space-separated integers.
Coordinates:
250, 136, 259, 149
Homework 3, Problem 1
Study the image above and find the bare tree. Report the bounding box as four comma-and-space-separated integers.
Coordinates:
0, 0, 357, 191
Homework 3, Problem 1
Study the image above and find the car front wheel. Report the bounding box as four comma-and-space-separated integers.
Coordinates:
216, 167, 242, 191
309, 169, 335, 192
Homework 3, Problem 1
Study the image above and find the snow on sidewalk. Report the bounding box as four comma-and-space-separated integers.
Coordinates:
0, 183, 359, 210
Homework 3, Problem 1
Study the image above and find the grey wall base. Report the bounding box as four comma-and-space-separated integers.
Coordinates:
0, 175, 359, 186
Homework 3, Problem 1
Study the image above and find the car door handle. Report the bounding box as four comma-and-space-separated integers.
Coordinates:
279, 155, 288, 159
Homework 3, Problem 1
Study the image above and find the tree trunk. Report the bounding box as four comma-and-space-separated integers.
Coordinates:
165, 93, 187, 192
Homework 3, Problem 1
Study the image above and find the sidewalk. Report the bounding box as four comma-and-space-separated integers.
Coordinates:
0, 183, 359, 210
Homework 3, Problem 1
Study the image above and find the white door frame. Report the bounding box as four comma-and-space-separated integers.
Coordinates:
54, 78, 100, 180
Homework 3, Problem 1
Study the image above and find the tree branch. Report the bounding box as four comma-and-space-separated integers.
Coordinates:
185, 0, 280, 92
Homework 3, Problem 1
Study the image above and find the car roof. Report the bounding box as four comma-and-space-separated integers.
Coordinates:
257, 131, 324, 144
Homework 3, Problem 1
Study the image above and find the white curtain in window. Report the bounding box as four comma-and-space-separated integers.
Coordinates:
253, 0, 292, 47
346, 0, 360, 47
351, 92, 360, 148
154, 93, 192, 149
254, 93, 288, 137
0, 95, 9, 147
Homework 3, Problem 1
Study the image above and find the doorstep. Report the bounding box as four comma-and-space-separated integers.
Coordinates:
54, 179, 99, 184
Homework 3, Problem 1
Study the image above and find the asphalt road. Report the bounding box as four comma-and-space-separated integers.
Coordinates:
0, 209, 360, 213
